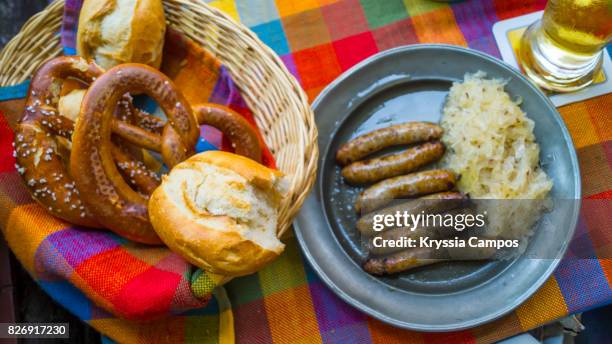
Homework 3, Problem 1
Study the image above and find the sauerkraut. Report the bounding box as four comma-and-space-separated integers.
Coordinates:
441, 73, 553, 239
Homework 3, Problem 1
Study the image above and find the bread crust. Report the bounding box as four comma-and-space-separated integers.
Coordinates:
77, 0, 166, 70
149, 151, 286, 276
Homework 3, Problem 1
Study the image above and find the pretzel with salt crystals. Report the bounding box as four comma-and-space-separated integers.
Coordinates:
14, 57, 103, 227
14, 57, 165, 228
15, 57, 158, 227
71, 64, 200, 244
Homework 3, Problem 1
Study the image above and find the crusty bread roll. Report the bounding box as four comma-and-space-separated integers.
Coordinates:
77, 0, 166, 70
149, 151, 287, 276
58, 89, 86, 122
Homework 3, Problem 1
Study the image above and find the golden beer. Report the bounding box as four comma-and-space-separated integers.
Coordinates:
519, 0, 612, 92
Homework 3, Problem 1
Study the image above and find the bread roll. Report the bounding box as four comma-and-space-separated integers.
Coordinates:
149, 151, 287, 276
77, 0, 166, 70
58, 89, 86, 122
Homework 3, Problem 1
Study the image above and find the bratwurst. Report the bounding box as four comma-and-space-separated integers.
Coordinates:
336, 122, 443, 166
356, 191, 467, 235
363, 245, 497, 275
341, 141, 445, 184
355, 169, 457, 213
363, 247, 442, 275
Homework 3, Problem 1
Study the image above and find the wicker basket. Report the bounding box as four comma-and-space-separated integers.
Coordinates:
0, 0, 318, 237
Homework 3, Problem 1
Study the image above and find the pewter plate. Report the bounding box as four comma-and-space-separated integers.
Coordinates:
293, 45, 580, 331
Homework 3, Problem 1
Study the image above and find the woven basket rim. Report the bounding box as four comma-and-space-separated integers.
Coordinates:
0, 0, 319, 238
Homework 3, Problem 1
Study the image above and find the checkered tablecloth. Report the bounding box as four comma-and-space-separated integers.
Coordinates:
1, 0, 611, 343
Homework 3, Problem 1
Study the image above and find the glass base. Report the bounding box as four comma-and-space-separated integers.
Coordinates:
519, 21, 604, 93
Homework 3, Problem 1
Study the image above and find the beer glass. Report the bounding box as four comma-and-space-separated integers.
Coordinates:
519, 0, 612, 92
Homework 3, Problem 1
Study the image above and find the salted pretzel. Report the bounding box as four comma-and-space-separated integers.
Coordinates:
14, 57, 106, 227
194, 104, 262, 163
71, 64, 200, 244
110, 103, 262, 162
14, 57, 163, 228
36, 113, 162, 194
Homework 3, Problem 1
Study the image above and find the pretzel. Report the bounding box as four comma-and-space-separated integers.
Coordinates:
43, 114, 162, 194
110, 103, 262, 162
194, 104, 262, 163
14, 56, 105, 227
14, 56, 165, 228
70, 64, 200, 244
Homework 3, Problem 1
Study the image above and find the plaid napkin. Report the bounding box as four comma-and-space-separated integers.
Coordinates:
1, 0, 611, 343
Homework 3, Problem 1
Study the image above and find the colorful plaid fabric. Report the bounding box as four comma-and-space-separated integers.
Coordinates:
0, 0, 610, 343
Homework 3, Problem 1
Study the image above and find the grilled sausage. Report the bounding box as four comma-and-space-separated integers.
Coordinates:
364, 244, 496, 275
336, 122, 443, 166
357, 191, 467, 235
341, 141, 445, 184
355, 170, 457, 213
364, 248, 442, 275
